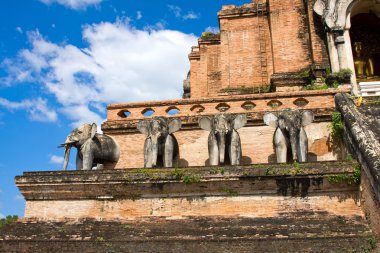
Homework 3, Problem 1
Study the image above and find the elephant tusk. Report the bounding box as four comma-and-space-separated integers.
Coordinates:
58, 141, 76, 148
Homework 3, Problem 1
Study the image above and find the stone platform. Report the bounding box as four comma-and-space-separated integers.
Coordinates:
17, 161, 362, 220
2, 161, 377, 252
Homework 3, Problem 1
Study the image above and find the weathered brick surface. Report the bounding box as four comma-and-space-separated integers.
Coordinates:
186, 0, 334, 98
16, 161, 361, 220
189, 2, 274, 98
361, 170, 380, 244
107, 122, 339, 169
105, 90, 341, 122
103, 90, 347, 169
268, 0, 312, 73
23, 195, 362, 220
306, 0, 329, 66
0, 213, 375, 253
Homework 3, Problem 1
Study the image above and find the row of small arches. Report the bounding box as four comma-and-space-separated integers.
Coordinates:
118, 98, 310, 118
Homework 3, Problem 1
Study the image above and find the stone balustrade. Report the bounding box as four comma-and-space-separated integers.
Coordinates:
105, 89, 346, 125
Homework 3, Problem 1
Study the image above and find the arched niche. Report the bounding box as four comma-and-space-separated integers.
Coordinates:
350, 8, 380, 80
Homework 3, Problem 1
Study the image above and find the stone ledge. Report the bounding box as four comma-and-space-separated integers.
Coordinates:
16, 161, 359, 201
218, 2, 268, 18
107, 89, 345, 110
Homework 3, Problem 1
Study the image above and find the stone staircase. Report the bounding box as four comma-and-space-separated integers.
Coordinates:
0, 212, 375, 253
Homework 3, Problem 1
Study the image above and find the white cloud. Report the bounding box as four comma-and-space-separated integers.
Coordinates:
183, 12, 199, 20
0, 97, 58, 122
49, 154, 64, 164
0, 213, 4, 219
1, 20, 197, 126
16, 27, 23, 33
205, 26, 220, 34
39, 0, 102, 10
168, 5, 199, 20
168, 5, 182, 18
136, 11, 142, 20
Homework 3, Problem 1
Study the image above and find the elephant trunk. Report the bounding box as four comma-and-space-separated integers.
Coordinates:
62, 144, 72, 171
150, 134, 160, 167
289, 129, 299, 161
217, 132, 226, 164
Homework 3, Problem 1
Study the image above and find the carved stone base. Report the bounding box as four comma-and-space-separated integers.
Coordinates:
17, 161, 360, 220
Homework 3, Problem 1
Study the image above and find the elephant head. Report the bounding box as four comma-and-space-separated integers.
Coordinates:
59, 123, 97, 171
137, 117, 181, 168
199, 114, 247, 165
264, 109, 314, 163
59, 123, 119, 170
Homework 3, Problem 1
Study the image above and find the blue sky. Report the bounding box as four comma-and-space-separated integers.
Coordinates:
0, 0, 250, 217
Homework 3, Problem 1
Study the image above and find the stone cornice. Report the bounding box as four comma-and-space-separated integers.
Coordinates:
16, 161, 357, 201
218, 2, 268, 19
107, 89, 349, 110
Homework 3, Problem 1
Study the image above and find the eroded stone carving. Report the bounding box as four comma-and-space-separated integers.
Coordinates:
199, 114, 247, 166
137, 117, 181, 168
264, 109, 314, 163
313, 0, 355, 29
60, 123, 120, 170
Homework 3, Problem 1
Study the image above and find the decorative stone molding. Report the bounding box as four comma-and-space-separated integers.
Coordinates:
313, 0, 356, 29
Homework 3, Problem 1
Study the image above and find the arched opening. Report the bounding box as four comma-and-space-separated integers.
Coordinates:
349, 1, 380, 82
166, 106, 180, 115
141, 108, 155, 117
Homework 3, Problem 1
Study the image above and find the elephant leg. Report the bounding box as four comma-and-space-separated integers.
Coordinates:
274, 128, 287, 163
229, 130, 242, 165
208, 133, 219, 166
298, 127, 308, 162
163, 135, 174, 168
82, 151, 94, 170
144, 138, 153, 168
76, 152, 83, 170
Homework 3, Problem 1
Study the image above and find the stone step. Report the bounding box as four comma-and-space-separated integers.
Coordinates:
0, 212, 376, 253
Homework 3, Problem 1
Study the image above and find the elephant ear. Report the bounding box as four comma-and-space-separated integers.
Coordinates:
199, 117, 212, 131
232, 114, 247, 130
137, 120, 150, 136
90, 123, 97, 139
263, 113, 278, 128
301, 110, 314, 126
168, 118, 181, 134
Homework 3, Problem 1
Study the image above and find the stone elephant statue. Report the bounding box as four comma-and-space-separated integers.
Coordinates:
199, 113, 247, 166
59, 123, 120, 170
137, 117, 181, 168
263, 109, 314, 163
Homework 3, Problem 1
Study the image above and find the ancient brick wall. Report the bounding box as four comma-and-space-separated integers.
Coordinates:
193, 39, 223, 98
103, 90, 344, 169
188, 46, 201, 98
268, 0, 312, 73
16, 162, 361, 220
0, 214, 374, 253
187, 0, 332, 99
24, 194, 361, 220
189, 2, 274, 99
306, 0, 329, 66
110, 122, 338, 169
218, 3, 273, 91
